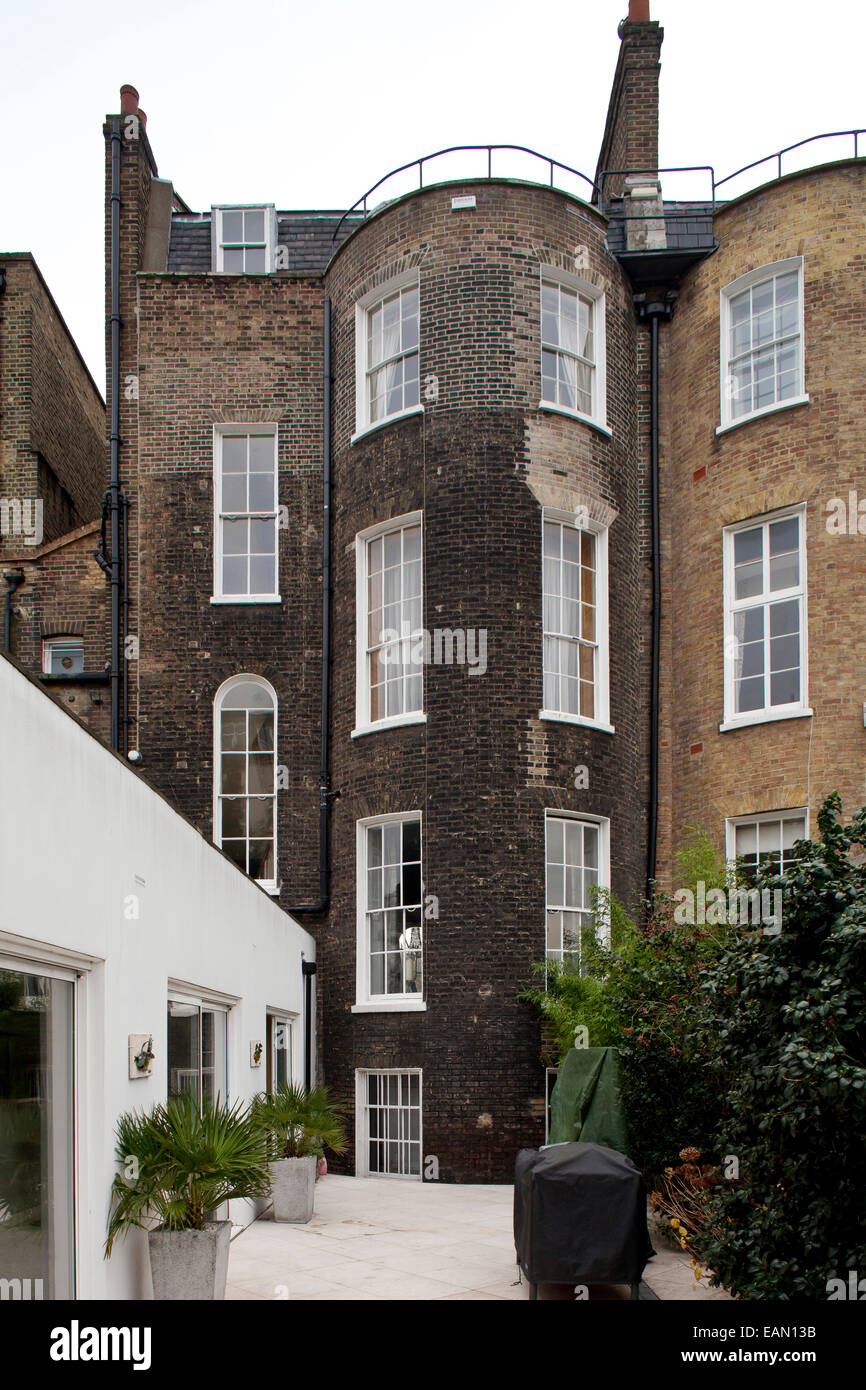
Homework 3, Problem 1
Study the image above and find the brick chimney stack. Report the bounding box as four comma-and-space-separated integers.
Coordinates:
594, 6, 664, 203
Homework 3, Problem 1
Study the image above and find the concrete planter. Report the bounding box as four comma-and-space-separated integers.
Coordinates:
148, 1220, 231, 1300
269, 1155, 316, 1223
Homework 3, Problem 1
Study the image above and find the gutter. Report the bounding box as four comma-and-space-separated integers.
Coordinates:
107, 117, 123, 753
635, 293, 675, 903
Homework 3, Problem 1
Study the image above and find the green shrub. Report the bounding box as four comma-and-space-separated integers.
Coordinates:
698, 794, 866, 1299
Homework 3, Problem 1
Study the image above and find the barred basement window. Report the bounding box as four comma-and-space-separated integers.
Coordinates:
213, 675, 277, 892
358, 1070, 422, 1179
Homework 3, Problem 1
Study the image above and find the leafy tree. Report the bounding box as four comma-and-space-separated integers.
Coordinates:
699, 794, 866, 1299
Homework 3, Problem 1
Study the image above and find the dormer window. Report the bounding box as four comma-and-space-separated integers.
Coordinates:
213, 206, 277, 273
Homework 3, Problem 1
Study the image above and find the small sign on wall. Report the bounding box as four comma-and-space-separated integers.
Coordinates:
250, 1040, 264, 1068
129, 1034, 154, 1079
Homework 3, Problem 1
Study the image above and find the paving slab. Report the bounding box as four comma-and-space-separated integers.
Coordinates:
225, 1173, 731, 1302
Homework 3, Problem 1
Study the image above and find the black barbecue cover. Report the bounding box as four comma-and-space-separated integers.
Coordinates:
514, 1142, 654, 1286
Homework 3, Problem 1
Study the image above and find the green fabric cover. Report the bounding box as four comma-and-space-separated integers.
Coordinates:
548, 1046, 628, 1154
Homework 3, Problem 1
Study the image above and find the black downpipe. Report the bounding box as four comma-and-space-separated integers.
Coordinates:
636, 295, 675, 906
108, 118, 123, 753
122, 494, 130, 747
286, 297, 334, 914
3, 570, 25, 652
302, 960, 317, 1089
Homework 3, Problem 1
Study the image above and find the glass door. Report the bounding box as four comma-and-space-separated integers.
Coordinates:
0, 963, 75, 1299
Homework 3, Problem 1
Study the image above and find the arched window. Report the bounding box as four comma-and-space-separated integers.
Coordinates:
213, 675, 277, 890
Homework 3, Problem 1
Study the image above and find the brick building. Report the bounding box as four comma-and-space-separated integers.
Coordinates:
7, 0, 865, 1186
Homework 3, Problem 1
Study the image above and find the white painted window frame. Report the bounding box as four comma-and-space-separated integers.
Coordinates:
0, 942, 95, 1299
718, 257, 808, 433
211, 423, 281, 604
211, 205, 277, 274
41, 635, 85, 675
352, 810, 426, 1013
721, 504, 811, 732
353, 269, 423, 441
353, 511, 426, 737
212, 673, 279, 895
543, 809, 611, 966
539, 508, 613, 733
538, 265, 609, 435
355, 1067, 423, 1180
266, 1009, 298, 1090
724, 807, 809, 877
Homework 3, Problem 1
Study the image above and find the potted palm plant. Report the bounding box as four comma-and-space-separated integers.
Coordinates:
251, 1084, 346, 1223
106, 1092, 271, 1299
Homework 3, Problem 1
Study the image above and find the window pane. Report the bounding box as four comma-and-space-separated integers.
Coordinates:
222, 211, 244, 242
250, 556, 275, 595
223, 248, 244, 273
249, 839, 274, 881
223, 518, 248, 554
245, 247, 267, 273
244, 210, 265, 241
221, 754, 246, 794
248, 798, 274, 836
221, 798, 246, 838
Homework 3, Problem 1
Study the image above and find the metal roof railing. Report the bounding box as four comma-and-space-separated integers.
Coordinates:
330, 131, 866, 248
331, 145, 597, 243
713, 129, 866, 198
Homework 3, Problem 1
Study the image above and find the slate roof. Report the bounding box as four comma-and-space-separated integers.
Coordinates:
166, 211, 365, 275
604, 200, 717, 255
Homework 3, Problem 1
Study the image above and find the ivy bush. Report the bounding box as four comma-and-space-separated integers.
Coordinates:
699, 794, 866, 1299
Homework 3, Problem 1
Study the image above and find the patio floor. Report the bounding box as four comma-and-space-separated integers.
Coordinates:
225, 1175, 731, 1301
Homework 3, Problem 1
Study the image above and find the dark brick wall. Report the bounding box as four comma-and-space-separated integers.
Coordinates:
321, 181, 651, 1180
0, 254, 105, 558
133, 272, 325, 901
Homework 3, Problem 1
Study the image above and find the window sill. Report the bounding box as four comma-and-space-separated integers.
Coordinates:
259, 882, 281, 897
538, 402, 611, 438
716, 395, 810, 436
351, 1000, 427, 1014
719, 707, 813, 733
352, 404, 425, 445
351, 712, 427, 739
539, 709, 615, 735
210, 595, 282, 605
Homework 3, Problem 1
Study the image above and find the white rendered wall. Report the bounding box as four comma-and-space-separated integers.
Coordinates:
0, 655, 316, 1299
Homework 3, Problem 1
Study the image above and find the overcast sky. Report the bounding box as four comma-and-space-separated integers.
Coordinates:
3, 0, 864, 396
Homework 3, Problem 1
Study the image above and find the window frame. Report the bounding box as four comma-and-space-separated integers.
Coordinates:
211, 205, 277, 274
353, 511, 426, 737
725, 808, 809, 882
266, 1011, 297, 1092
353, 270, 423, 440
212, 673, 279, 895
42, 635, 85, 676
211, 424, 281, 604
543, 810, 611, 969
538, 266, 608, 434
718, 257, 808, 433
721, 504, 811, 732
166, 988, 231, 1111
539, 508, 613, 733
353, 810, 426, 1013
355, 1068, 423, 1180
